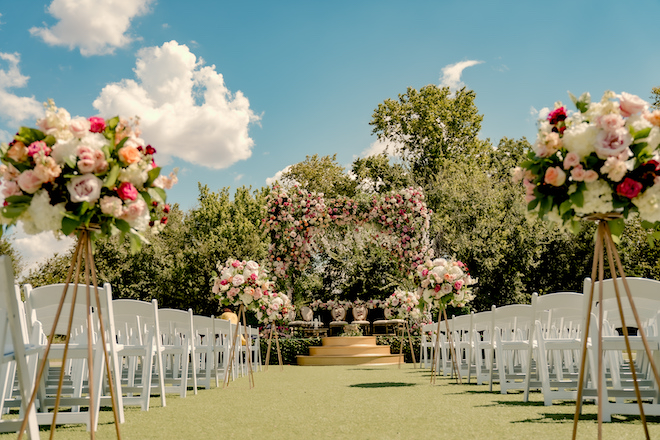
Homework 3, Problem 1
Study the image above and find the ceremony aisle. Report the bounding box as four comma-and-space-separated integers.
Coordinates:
3, 364, 658, 439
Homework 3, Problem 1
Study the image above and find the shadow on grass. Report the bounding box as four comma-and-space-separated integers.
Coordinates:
349, 382, 418, 388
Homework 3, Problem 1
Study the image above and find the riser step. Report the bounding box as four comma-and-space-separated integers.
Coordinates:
296, 354, 404, 366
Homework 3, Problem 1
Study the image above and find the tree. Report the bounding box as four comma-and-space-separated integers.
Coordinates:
281, 154, 357, 198
370, 85, 490, 188
652, 86, 660, 109
351, 153, 414, 193
0, 234, 24, 279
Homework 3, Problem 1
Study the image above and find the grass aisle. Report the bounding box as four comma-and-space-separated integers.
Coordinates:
6, 365, 660, 439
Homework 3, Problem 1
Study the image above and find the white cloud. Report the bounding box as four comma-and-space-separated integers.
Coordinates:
359, 137, 401, 158
93, 40, 259, 169
0, 129, 10, 143
10, 225, 75, 279
29, 0, 155, 56
0, 52, 44, 125
234, 174, 243, 182
439, 60, 484, 91
266, 165, 292, 186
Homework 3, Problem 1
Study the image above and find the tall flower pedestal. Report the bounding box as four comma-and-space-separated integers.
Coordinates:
264, 325, 283, 371
572, 215, 660, 440
223, 304, 255, 389
18, 230, 122, 440
429, 305, 462, 385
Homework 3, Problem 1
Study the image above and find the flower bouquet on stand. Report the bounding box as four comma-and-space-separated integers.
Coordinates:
0, 100, 175, 439
382, 289, 421, 367
415, 258, 476, 384
514, 91, 660, 439
212, 258, 278, 384
254, 290, 294, 370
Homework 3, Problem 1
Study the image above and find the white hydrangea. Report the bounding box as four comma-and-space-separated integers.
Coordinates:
50, 138, 80, 165
633, 184, 660, 223
118, 162, 149, 188
20, 190, 66, 234
573, 180, 615, 216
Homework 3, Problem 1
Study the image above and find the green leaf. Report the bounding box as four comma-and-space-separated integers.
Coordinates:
559, 199, 573, 215
149, 187, 166, 204
104, 164, 120, 189
5, 195, 32, 205
569, 189, 584, 208
42, 135, 57, 147
608, 218, 625, 238
0, 204, 28, 219
652, 231, 660, 241
145, 167, 161, 187
140, 191, 152, 207
631, 142, 649, 157
633, 127, 652, 141
527, 198, 539, 211
114, 219, 131, 233
15, 127, 46, 145
62, 217, 82, 236
106, 116, 120, 131
641, 220, 657, 230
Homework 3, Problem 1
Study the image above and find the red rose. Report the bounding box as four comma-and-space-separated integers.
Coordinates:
117, 182, 138, 201
548, 107, 567, 125
88, 116, 106, 133
616, 178, 643, 199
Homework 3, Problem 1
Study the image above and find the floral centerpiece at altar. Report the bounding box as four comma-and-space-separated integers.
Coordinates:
415, 258, 476, 310
513, 91, 660, 232
383, 289, 421, 319
0, 100, 177, 248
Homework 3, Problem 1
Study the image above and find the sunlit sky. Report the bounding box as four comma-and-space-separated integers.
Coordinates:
1, 0, 659, 273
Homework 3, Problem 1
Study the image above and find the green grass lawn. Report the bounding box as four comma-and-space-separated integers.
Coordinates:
5, 364, 660, 439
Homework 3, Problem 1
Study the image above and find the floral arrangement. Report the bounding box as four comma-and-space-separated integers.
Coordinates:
353, 298, 381, 309
212, 258, 277, 309
262, 185, 433, 280
254, 291, 295, 325
513, 91, 660, 232
340, 323, 363, 337
415, 258, 476, 310
383, 289, 421, 319
0, 100, 176, 249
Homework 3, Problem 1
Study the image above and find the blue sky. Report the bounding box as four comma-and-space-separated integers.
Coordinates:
1, 0, 660, 271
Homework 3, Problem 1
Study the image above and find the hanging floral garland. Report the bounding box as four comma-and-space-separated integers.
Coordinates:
262, 184, 433, 280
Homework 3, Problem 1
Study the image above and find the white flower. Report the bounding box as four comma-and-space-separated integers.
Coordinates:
50, 138, 80, 165
562, 123, 598, 159
633, 183, 660, 223
20, 190, 66, 234
67, 174, 103, 203
69, 117, 91, 138
118, 162, 149, 188
573, 180, 615, 216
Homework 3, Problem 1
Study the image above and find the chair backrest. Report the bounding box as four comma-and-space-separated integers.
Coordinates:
492, 304, 533, 341
531, 291, 583, 336
352, 305, 367, 321
331, 306, 346, 321
300, 306, 313, 322
112, 298, 160, 345
24, 282, 113, 337
158, 308, 194, 344
583, 277, 660, 329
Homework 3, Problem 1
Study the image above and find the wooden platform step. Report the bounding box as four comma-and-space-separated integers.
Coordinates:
296, 336, 403, 366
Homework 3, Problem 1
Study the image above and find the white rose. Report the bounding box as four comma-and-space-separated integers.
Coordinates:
51, 138, 80, 165
69, 117, 91, 138
562, 123, 598, 159
232, 275, 245, 286
67, 174, 103, 203
246, 261, 260, 271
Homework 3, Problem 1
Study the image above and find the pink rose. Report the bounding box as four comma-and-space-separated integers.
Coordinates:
67, 174, 103, 203
597, 114, 625, 131
27, 141, 51, 157
563, 152, 580, 170
69, 117, 91, 138
570, 165, 586, 182
619, 92, 647, 117
17, 170, 42, 194
117, 182, 138, 201
120, 199, 147, 224
544, 166, 566, 186
583, 170, 599, 182
232, 275, 245, 286
100, 196, 123, 217
616, 178, 643, 199
454, 280, 464, 291
594, 127, 632, 159
1, 181, 22, 198
88, 116, 106, 133
77, 146, 108, 174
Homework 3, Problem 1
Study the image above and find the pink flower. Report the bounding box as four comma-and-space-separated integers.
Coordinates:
616, 178, 643, 199
16, 170, 42, 194
594, 127, 632, 159
117, 182, 138, 201
69, 117, 90, 138
232, 260, 241, 268
1, 181, 22, 198
583, 170, 599, 183
232, 275, 245, 286
454, 280, 464, 291
88, 116, 106, 133
67, 174, 103, 203
33, 156, 61, 183
547, 107, 567, 125
544, 166, 566, 186
77, 146, 108, 174
100, 196, 123, 217
619, 92, 647, 117
27, 141, 51, 157
563, 152, 580, 170
119, 199, 147, 224
570, 165, 586, 182
6, 142, 28, 163
597, 114, 625, 131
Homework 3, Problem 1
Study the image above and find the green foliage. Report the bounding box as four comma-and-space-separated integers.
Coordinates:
260, 337, 322, 365
351, 153, 414, 193
281, 154, 357, 198
0, 234, 24, 279
652, 86, 660, 110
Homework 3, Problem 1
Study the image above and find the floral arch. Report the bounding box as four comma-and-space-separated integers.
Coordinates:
261, 185, 433, 289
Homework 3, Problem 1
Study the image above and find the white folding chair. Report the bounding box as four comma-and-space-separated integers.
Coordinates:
492, 304, 533, 394
157, 308, 197, 397
470, 308, 495, 388
525, 291, 584, 405
0, 257, 40, 439
112, 299, 166, 409
583, 277, 660, 422
451, 314, 473, 381
192, 315, 217, 389
24, 282, 123, 431
213, 317, 235, 384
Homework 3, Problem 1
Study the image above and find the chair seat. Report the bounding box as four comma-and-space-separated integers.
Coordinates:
289, 321, 313, 327
352, 320, 369, 325
373, 319, 404, 325
329, 321, 348, 327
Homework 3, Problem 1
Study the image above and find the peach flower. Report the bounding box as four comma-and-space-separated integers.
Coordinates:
6, 142, 28, 163
544, 166, 566, 186
118, 145, 141, 165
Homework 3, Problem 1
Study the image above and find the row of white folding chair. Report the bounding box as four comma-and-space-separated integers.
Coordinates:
0, 256, 40, 438
582, 277, 660, 422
